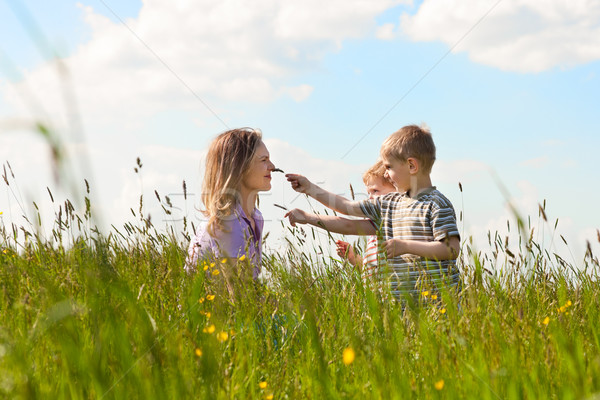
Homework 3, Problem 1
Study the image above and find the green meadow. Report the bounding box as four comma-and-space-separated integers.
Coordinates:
1, 182, 599, 400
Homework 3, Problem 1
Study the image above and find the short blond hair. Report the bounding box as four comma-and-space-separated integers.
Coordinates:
362, 159, 387, 185
380, 124, 436, 173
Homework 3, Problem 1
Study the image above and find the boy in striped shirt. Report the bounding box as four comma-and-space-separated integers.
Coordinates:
286, 125, 460, 301
285, 160, 395, 283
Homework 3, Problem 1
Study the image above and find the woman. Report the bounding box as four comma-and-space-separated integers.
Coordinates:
185, 128, 275, 279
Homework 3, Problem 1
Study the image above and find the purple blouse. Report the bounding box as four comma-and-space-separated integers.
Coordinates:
185, 203, 264, 278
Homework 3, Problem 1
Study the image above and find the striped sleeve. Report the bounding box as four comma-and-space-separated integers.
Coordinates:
358, 198, 382, 226
430, 196, 460, 241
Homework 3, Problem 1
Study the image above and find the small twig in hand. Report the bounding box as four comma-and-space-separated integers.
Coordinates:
273, 168, 284, 173
274, 203, 288, 211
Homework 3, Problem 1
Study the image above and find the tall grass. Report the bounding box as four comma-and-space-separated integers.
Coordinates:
1, 184, 600, 399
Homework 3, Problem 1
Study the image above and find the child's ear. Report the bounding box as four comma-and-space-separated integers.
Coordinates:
407, 157, 419, 174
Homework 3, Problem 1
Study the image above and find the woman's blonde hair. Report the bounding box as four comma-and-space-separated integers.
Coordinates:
202, 128, 263, 235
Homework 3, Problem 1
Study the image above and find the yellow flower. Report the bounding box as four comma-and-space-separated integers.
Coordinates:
210, 262, 216, 268
204, 312, 211, 319
206, 294, 215, 301
195, 348, 203, 357
203, 324, 216, 334
342, 347, 355, 365
259, 381, 268, 389
431, 294, 438, 300
212, 269, 220, 276
203, 264, 209, 271
221, 258, 227, 263
559, 306, 566, 313
198, 297, 205, 303
216, 331, 229, 342
439, 308, 446, 314
434, 379, 444, 390
239, 254, 246, 261
543, 316, 550, 325
265, 394, 274, 400
2, 249, 7, 254
566, 300, 572, 307
421, 291, 429, 297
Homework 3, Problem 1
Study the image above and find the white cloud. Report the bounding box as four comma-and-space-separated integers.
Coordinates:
2, 0, 409, 131
376, 23, 397, 40
521, 155, 549, 169
400, 0, 600, 72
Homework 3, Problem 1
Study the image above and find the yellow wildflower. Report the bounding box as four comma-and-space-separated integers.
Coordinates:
210, 262, 216, 268
212, 269, 220, 276
239, 254, 246, 261
421, 291, 429, 297
198, 297, 205, 303
342, 347, 355, 365
542, 316, 550, 325
2, 249, 7, 254
216, 331, 229, 342
203, 264, 209, 271
221, 258, 227, 263
566, 300, 572, 307
434, 379, 444, 390
203, 324, 216, 334
195, 348, 202, 357
204, 312, 211, 319
265, 394, 274, 400
431, 294, 438, 300
440, 308, 446, 314
206, 294, 215, 301
259, 381, 268, 389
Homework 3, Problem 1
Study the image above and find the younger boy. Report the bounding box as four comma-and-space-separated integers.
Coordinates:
285, 160, 396, 283
286, 125, 460, 300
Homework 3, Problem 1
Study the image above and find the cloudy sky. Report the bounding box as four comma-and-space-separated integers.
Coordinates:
1, 0, 599, 264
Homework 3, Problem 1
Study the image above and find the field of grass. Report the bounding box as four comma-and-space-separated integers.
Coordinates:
1, 192, 600, 400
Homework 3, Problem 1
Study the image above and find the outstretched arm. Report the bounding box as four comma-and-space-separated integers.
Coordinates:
285, 208, 376, 235
286, 174, 366, 217
383, 236, 460, 260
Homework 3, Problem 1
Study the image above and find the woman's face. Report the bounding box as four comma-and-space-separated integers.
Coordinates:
241, 141, 275, 194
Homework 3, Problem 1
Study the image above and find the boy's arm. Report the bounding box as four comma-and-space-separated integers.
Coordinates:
285, 208, 376, 235
383, 236, 460, 260
286, 174, 366, 217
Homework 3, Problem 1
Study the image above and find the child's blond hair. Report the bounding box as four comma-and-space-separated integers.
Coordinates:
362, 159, 388, 185
380, 124, 436, 174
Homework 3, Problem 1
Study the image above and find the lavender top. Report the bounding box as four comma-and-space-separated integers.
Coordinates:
185, 203, 264, 278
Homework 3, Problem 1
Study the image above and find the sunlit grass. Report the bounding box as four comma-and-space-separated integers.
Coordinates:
1, 183, 599, 399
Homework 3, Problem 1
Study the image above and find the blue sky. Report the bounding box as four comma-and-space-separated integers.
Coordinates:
1, 0, 599, 264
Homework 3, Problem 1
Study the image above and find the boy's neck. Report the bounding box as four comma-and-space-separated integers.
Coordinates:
407, 174, 433, 198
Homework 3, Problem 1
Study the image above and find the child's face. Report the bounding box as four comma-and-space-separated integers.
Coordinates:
365, 176, 396, 199
382, 156, 411, 192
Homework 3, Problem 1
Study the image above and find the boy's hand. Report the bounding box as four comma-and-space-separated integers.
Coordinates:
284, 208, 310, 227
285, 174, 313, 194
336, 240, 357, 264
383, 238, 407, 258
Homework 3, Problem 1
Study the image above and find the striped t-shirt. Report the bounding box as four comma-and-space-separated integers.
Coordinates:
358, 187, 461, 299
361, 235, 380, 282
